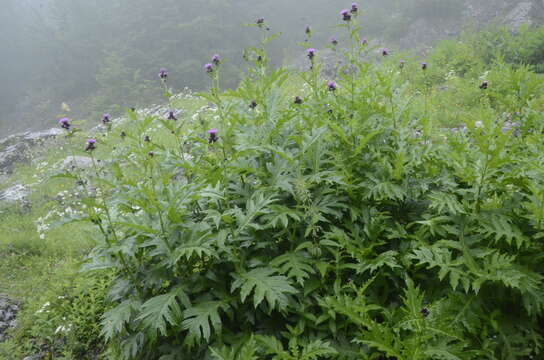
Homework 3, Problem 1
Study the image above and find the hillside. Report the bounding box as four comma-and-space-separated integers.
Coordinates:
1, 10, 544, 360
2, 0, 544, 139
396, 0, 544, 48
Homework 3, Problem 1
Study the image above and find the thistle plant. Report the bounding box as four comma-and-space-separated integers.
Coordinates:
48, 3, 544, 360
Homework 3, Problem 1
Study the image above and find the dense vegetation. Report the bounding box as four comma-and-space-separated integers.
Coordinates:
1, 3, 544, 360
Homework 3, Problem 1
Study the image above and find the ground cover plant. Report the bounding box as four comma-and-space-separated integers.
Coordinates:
2, 3, 544, 359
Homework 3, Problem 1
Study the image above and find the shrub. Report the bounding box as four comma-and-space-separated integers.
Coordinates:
54, 5, 544, 360
7, 271, 113, 359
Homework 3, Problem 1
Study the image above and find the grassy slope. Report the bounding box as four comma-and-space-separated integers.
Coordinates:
0, 95, 207, 358
0, 28, 543, 358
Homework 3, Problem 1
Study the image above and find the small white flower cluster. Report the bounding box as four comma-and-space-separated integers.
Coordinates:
55, 320, 73, 334
35, 302, 50, 314
35, 189, 86, 239
36, 161, 49, 170
36, 216, 50, 240
171, 88, 196, 100
445, 69, 457, 81
191, 105, 217, 123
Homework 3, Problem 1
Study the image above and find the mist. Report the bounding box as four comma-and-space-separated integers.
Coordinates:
1, 0, 541, 136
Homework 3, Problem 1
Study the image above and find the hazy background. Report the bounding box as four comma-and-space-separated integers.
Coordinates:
0, 0, 539, 136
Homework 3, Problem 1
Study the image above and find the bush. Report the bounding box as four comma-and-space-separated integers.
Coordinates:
55, 6, 544, 360
10, 271, 113, 359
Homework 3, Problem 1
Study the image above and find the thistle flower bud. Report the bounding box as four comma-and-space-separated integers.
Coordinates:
212, 54, 221, 66
85, 139, 96, 152
351, 2, 359, 14
59, 117, 71, 130
102, 113, 111, 124
167, 110, 177, 120
307, 48, 316, 60
341, 9, 351, 21
204, 63, 214, 73
294, 96, 303, 105
158, 68, 168, 80
208, 128, 218, 144
327, 81, 337, 91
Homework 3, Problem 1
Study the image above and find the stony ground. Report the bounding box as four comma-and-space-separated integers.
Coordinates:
0, 296, 18, 343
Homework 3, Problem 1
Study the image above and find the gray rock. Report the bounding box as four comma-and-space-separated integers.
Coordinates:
0, 184, 28, 203
62, 155, 93, 170
0, 128, 62, 175
0, 296, 19, 343
505, 2, 534, 28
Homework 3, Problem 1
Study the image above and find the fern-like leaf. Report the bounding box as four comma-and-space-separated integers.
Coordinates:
136, 286, 190, 336
182, 301, 229, 342
270, 251, 315, 285
231, 267, 297, 310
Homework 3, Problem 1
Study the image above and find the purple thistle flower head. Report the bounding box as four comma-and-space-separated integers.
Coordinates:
212, 54, 221, 65
307, 48, 316, 60
208, 128, 218, 143
158, 68, 168, 80
330, 37, 338, 46
167, 110, 177, 120
361, 37, 368, 45
102, 113, 111, 123
327, 81, 337, 91
59, 117, 71, 130
341, 9, 351, 21
351, 2, 359, 13
399, 59, 406, 68
204, 63, 214, 73
382, 48, 389, 56
85, 138, 97, 152
421, 62, 428, 70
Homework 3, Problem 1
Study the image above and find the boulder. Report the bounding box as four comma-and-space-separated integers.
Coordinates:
0, 128, 62, 175
0, 184, 28, 203
0, 296, 19, 343
62, 156, 93, 170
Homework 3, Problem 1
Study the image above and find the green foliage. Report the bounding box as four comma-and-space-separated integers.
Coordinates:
3, 271, 113, 359
24, 7, 544, 360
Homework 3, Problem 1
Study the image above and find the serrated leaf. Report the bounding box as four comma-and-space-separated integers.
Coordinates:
182, 301, 229, 342
231, 267, 296, 310
136, 286, 190, 336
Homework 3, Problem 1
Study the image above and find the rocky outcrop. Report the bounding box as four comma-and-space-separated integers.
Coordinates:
0, 184, 29, 203
0, 128, 62, 176
0, 296, 19, 343
399, 0, 544, 49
